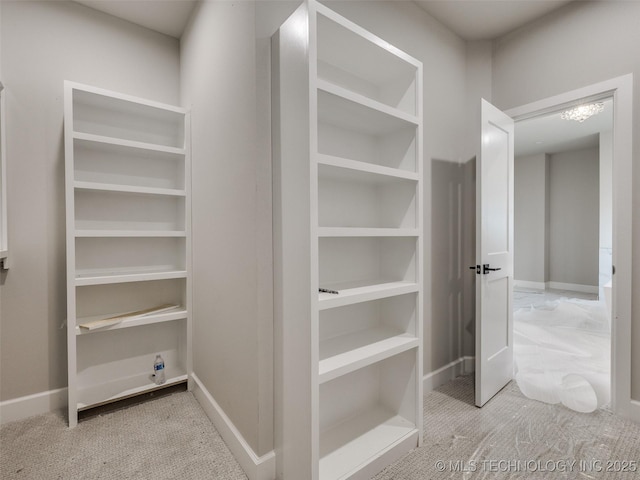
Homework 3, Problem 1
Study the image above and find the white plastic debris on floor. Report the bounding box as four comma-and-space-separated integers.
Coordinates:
514, 298, 610, 413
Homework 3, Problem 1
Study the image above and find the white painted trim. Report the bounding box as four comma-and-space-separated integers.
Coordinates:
505, 74, 634, 422
545, 281, 599, 294
514, 280, 545, 290
463, 356, 475, 374
423, 357, 474, 393
191, 374, 275, 480
0, 387, 67, 425
628, 400, 640, 423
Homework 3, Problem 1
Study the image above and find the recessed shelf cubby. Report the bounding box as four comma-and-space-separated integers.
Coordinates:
317, 12, 417, 116
319, 236, 417, 290
74, 138, 185, 191
317, 91, 417, 172
318, 162, 417, 228
319, 350, 419, 480
75, 278, 186, 324
319, 293, 418, 383
75, 237, 186, 280
76, 321, 188, 409
72, 88, 185, 148
74, 190, 185, 233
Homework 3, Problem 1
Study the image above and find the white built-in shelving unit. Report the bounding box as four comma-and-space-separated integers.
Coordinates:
272, 1, 423, 478
64, 81, 191, 427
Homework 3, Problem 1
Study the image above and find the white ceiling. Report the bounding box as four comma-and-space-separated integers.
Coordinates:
515, 99, 613, 157
414, 0, 574, 40
76, 0, 577, 41
74, 0, 197, 38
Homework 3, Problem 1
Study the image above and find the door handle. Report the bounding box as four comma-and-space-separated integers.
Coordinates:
483, 264, 501, 275
469, 265, 480, 274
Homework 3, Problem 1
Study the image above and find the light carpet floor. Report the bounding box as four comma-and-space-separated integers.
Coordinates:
0, 392, 247, 480
2, 376, 639, 479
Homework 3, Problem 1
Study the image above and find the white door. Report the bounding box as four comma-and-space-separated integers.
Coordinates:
475, 99, 514, 407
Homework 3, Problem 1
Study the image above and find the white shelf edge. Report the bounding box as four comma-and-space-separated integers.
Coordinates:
317, 154, 419, 181
67, 80, 188, 115
74, 181, 186, 197
318, 282, 418, 310
319, 335, 419, 384
77, 371, 188, 411
314, 3, 422, 69
75, 269, 187, 286
75, 309, 188, 335
73, 131, 185, 156
75, 230, 186, 238
318, 227, 419, 237
317, 79, 419, 126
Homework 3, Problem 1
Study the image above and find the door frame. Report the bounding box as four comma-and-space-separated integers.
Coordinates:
505, 74, 634, 419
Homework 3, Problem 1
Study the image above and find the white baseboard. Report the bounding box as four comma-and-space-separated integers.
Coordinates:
625, 399, 640, 423
546, 281, 599, 294
423, 356, 475, 393
514, 280, 545, 290
0, 387, 67, 425
191, 374, 275, 480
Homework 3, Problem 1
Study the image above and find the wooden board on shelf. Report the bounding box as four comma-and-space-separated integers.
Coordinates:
78, 304, 179, 331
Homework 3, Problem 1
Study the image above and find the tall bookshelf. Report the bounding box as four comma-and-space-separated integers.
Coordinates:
272, 2, 423, 478
64, 81, 191, 427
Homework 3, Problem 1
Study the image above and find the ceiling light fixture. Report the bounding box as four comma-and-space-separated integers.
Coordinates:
560, 102, 604, 122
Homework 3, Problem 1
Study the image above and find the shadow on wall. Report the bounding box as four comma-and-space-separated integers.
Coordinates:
430, 157, 475, 372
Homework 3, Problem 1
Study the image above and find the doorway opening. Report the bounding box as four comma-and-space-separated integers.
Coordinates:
504, 74, 633, 418
512, 98, 612, 413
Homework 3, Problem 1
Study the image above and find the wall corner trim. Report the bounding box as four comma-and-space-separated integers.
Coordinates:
423, 356, 475, 393
0, 387, 68, 425
191, 374, 275, 480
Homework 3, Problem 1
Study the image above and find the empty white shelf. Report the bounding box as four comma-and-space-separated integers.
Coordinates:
317, 154, 419, 181
319, 328, 418, 384
74, 181, 186, 197
317, 80, 419, 126
319, 405, 418, 480
77, 367, 188, 410
74, 131, 185, 156
319, 281, 418, 310
75, 307, 187, 335
75, 268, 187, 286
318, 227, 419, 237
75, 229, 186, 238
318, 89, 417, 137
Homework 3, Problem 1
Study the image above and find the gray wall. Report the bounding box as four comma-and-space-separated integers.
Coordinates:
493, 0, 640, 398
180, 0, 279, 456
0, 1, 180, 402
548, 147, 599, 287
515, 148, 600, 288
514, 154, 549, 284
461, 41, 493, 358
